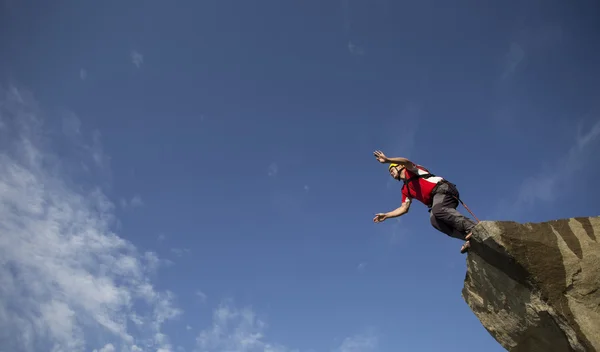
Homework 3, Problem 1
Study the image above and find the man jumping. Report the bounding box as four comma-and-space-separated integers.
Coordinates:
372, 150, 477, 253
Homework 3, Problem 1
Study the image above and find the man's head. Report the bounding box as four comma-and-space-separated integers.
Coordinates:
388, 163, 405, 180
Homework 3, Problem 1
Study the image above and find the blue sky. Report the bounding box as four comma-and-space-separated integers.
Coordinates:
1, 1, 599, 351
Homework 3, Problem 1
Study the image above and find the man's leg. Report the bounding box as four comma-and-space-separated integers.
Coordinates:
430, 210, 464, 239
429, 183, 476, 240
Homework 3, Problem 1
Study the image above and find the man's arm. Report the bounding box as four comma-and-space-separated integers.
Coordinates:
374, 197, 412, 223
386, 156, 415, 168
385, 198, 412, 218
373, 151, 416, 169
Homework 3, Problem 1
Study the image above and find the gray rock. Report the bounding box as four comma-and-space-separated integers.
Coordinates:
462, 216, 600, 352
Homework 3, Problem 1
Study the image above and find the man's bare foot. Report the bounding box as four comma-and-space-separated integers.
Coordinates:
460, 240, 470, 254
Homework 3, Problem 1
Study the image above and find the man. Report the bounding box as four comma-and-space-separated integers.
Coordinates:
372, 150, 477, 253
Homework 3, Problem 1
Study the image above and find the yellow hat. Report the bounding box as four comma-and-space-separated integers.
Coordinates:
388, 163, 399, 171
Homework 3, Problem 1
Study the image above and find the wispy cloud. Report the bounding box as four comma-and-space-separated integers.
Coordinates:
130, 194, 144, 207
120, 194, 145, 209
501, 23, 563, 80
388, 217, 411, 245
170, 247, 191, 257
357, 262, 367, 272
340, 0, 367, 57
517, 118, 599, 205
0, 85, 180, 352
194, 300, 378, 352
62, 112, 82, 136
495, 117, 600, 218
92, 343, 120, 352
196, 290, 207, 303
268, 162, 278, 177
493, 21, 564, 130
348, 41, 365, 56
334, 330, 379, 352
501, 42, 525, 80
195, 301, 295, 352
131, 50, 144, 68
80, 68, 87, 80
90, 129, 111, 172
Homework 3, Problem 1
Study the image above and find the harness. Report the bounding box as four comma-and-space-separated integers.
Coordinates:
398, 166, 440, 198
403, 171, 438, 195
398, 166, 480, 222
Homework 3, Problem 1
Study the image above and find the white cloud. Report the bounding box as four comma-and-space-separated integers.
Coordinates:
357, 262, 367, 272
93, 343, 116, 352
195, 301, 295, 352
80, 68, 87, 80
0, 85, 180, 352
131, 50, 144, 68
334, 330, 379, 352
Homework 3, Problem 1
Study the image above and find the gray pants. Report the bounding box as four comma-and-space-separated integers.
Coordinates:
429, 182, 476, 240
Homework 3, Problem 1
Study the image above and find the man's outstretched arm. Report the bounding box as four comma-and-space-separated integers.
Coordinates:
386, 156, 414, 166
387, 198, 411, 217
373, 150, 415, 168
373, 198, 412, 222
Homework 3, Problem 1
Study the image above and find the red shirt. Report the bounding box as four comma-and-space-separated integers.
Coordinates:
401, 165, 445, 206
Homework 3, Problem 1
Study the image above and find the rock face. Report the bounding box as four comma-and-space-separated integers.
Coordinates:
462, 216, 600, 352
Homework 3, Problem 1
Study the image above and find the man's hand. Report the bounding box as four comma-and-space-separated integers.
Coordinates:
373, 213, 388, 223
373, 150, 389, 163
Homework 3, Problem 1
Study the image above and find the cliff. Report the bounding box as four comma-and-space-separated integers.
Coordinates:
462, 216, 600, 352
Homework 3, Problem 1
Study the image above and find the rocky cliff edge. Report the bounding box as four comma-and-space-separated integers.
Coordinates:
463, 216, 600, 352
